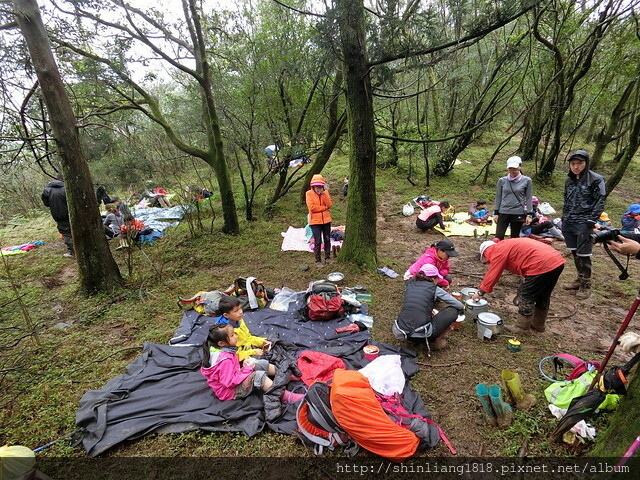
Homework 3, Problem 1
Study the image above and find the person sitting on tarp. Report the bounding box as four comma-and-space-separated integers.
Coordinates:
416, 201, 450, 232
103, 203, 125, 239
621, 204, 640, 234
520, 196, 564, 241
466, 200, 492, 226
200, 323, 303, 404
214, 296, 271, 364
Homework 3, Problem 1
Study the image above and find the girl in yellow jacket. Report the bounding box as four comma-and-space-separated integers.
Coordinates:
305, 174, 333, 267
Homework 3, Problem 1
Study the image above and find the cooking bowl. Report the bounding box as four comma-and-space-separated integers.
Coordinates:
327, 272, 345, 285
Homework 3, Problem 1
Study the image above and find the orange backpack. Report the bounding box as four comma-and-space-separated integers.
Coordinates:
330, 369, 420, 462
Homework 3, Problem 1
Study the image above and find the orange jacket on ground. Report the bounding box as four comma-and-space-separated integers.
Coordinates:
479, 238, 566, 293
306, 188, 333, 225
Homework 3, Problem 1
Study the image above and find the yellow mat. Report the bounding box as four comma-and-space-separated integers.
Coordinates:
434, 221, 502, 238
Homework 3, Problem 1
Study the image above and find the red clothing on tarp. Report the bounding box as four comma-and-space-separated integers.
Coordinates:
297, 350, 345, 386
479, 238, 566, 293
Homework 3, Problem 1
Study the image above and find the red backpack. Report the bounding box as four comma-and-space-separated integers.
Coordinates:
307, 293, 344, 321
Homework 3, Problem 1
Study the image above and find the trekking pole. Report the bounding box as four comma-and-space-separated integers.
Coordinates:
617, 433, 640, 468
590, 290, 640, 390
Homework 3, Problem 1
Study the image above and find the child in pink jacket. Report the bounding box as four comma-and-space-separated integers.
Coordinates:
403, 238, 458, 288
200, 323, 302, 403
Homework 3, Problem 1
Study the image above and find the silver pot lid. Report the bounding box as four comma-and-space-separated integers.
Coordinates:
466, 298, 488, 307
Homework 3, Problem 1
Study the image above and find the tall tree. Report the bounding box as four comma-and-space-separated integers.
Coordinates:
335, 0, 378, 268
11, 0, 123, 295
48, 0, 240, 234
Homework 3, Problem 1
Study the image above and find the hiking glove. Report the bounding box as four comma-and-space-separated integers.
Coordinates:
619, 332, 640, 353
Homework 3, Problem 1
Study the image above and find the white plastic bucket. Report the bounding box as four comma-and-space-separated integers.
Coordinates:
477, 312, 503, 340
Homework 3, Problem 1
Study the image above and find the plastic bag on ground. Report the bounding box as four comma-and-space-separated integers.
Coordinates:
269, 287, 298, 311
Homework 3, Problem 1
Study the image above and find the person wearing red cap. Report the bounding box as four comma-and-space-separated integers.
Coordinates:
393, 263, 463, 352
305, 174, 333, 267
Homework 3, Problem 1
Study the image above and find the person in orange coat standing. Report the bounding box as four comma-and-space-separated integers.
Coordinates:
305, 174, 333, 268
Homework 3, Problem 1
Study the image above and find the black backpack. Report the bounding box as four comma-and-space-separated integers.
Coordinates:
295, 382, 358, 456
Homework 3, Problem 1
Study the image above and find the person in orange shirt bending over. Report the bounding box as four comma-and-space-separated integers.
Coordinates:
305, 174, 333, 268
471, 238, 565, 333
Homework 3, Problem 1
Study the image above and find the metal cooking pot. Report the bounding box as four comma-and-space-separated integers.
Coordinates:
465, 298, 489, 322
460, 287, 480, 302
477, 312, 503, 340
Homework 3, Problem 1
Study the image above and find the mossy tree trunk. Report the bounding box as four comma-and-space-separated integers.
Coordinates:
335, 0, 377, 269
13, 0, 124, 295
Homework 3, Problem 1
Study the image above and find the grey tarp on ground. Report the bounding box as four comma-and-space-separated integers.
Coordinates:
75, 295, 429, 456
76, 343, 272, 457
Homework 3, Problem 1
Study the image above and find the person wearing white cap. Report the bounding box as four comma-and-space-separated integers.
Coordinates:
393, 263, 463, 352
472, 238, 565, 333
493, 155, 533, 240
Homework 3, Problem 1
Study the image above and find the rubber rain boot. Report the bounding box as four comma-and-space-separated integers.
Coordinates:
575, 276, 591, 299
489, 385, 513, 428
501, 369, 536, 410
531, 306, 548, 332
475, 384, 497, 427
505, 313, 532, 334
562, 278, 581, 290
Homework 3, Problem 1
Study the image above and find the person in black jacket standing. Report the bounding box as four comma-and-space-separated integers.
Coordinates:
42, 173, 74, 257
561, 150, 606, 299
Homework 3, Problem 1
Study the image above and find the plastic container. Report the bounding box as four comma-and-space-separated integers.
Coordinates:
356, 293, 372, 303
363, 345, 380, 361
507, 338, 522, 352
350, 313, 374, 328
460, 287, 480, 302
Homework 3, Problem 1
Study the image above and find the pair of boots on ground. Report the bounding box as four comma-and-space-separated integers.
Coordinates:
563, 254, 591, 300
476, 370, 536, 428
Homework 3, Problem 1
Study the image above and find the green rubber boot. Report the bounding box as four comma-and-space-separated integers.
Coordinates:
501, 369, 537, 410
489, 385, 513, 428
475, 383, 497, 427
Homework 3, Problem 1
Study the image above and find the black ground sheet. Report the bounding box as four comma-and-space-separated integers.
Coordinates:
75, 295, 428, 456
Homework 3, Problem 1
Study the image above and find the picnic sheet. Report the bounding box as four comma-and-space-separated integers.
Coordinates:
131, 205, 190, 233
75, 294, 426, 457
434, 221, 501, 237
1, 241, 43, 256
280, 225, 344, 252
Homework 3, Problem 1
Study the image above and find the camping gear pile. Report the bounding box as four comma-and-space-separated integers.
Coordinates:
296, 357, 452, 460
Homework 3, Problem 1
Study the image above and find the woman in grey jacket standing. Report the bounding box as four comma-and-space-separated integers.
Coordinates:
494, 156, 533, 240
